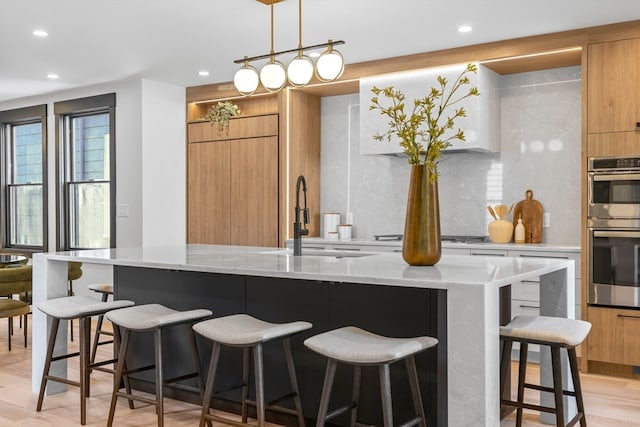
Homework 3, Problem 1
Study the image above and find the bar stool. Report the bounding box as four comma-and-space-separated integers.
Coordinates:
36, 295, 135, 425
87, 284, 115, 367
304, 326, 438, 427
106, 304, 213, 427
192, 313, 312, 427
500, 315, 591, 427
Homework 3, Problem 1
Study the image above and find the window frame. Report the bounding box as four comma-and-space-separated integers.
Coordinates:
0, 104, 48, 253
55, 93, 116, 250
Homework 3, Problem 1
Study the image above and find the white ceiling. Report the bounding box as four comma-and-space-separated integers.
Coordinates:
1, 0, 639, 103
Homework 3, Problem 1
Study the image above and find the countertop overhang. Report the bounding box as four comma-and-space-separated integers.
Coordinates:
39, 244, 574, 290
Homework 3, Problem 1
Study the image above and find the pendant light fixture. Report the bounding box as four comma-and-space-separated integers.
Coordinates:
260, 1, 287, 92
233, 0, 345, 95
234, 57, 260, 96
316, 40, 345, 82
286, 0, 314, 86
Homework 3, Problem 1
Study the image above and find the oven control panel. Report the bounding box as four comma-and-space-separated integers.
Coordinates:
590, 156, 640, 171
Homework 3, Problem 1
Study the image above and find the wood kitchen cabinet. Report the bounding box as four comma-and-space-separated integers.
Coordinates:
586, 37, 640, 157
587, 305, 640, 366
187, 114, 279, 247
587, 38, 640, 135
185, 90, 321, 247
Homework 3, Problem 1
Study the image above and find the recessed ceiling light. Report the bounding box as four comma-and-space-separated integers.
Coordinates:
198, 70, 210, 77
47, 73, 59, 79
33, 30, 48, 37
457, 25, 472, 33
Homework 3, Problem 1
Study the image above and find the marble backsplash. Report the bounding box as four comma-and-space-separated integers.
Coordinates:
320, 66, 581, 244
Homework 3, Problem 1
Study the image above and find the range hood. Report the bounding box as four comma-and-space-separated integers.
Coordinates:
359, 63, 501, 155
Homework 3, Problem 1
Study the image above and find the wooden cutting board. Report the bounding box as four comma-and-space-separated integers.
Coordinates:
512, 189, 543, 243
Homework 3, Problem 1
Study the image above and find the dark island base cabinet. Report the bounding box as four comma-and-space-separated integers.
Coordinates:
114, 266, 448, 427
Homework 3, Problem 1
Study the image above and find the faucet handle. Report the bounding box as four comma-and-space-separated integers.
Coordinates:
303, 208, 310, 225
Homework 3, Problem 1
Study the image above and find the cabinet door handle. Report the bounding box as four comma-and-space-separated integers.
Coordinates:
519, 304, 540, 309
471, 252, 506, 257
520, 279, 539, 284
518, 254, 569, 260
617, 314, 640, 320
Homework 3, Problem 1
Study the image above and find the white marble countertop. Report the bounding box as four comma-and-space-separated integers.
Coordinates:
33, 244, 575, 426
290, 237, 580, 252
41, 243, 573, 290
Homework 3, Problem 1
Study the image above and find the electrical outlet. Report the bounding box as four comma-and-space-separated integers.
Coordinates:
543, 212, 550, 228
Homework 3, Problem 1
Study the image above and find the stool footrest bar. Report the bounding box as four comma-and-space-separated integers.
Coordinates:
399, 416, 423, 427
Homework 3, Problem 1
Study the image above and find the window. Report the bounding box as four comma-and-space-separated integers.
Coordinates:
55, 94, 115, 250
0, 105, 47, 250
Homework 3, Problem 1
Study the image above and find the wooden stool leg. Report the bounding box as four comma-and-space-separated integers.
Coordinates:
241, 347, 250, 423
551, 346, 565, 427
407, 355, 428, 427
568, 347, 586, 427
500, 339, 513, 402
8, 317, 12, 351
79, 317, 91, 425
316, 359, 337, 427
253, 343, 266, 427
516, 342, 529, 427
37, 318, 60, 411
199, 342, 221, 427
23, 313, 28, 348
379, 363, 394, 427
154, 328, 164, 427
283, 337, 306, 427
350, 366, 362, 427
108, 328, 130, 427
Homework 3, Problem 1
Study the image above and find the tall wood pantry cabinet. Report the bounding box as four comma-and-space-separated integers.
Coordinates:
187, 114, 279, 246
185, 90, 321, 247
587, 37, 640, 157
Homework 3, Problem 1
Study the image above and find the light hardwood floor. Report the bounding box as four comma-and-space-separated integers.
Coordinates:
1, 318, 639, 426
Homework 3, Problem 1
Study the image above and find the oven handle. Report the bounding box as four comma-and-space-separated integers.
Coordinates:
592, 173, 640, 181
593, 230, 640, 238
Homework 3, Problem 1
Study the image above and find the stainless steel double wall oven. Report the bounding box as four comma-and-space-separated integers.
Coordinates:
588, 156, 640, 308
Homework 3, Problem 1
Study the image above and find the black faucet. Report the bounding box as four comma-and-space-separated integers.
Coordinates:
293, 175, 309, 256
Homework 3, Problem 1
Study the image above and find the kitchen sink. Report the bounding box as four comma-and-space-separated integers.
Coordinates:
261, 249, 375, 258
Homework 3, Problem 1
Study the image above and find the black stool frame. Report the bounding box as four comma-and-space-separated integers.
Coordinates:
107, 322, 209, 427
37, 315, 131, 425
500, 337, 586, 427
199, 336, 305, 427
316, 355, 428, 427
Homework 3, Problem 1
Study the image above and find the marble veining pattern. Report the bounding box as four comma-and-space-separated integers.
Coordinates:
320, 66, 581, 244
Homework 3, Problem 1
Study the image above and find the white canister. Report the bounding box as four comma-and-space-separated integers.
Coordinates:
327, 232, 339, 241
338, 224, 352, 240
323, 213, 341, 239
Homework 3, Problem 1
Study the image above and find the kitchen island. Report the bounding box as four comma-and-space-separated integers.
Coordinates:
31, 245, 574, 427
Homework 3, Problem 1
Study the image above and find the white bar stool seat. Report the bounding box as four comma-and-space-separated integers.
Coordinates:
304, 326, 438, 427
500, 315, 591, 427
193, 313, 312, 427
105, 303, 213, 427
36, 295, 135, 425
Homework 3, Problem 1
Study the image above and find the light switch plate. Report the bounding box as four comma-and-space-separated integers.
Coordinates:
118, 203, 129, 218
543, 212, 550, 228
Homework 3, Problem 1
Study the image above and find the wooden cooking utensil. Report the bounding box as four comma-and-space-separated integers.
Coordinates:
487, 206, 497, 220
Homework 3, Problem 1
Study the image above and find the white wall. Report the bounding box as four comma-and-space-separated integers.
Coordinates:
141, 79, 186, 247
0, 78, 186, 293
321, 66, 582, 244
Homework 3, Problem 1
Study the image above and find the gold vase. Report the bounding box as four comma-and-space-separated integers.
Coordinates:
402, 164, 441, 266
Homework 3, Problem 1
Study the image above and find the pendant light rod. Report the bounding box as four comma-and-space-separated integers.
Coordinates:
297, 0, 303, 51
233, 40, 345, 64
269, 2, 276, 60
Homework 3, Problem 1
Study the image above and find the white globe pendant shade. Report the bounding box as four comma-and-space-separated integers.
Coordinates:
233, 64, 259, 96
287, 55, 314, 87
316, 45, 344, 82
260, 60, 287, 93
